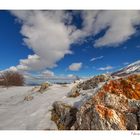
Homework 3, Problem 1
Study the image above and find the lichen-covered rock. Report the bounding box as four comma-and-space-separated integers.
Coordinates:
73, 100, 126, 130
24, 95, 33, 101
78, 74, 111, 90
51, 74, 140, 130
51, 101, 78, 130
68, 84, 80, 98
39, 83, 50, 93
68, 74, 111, 97
102, 74, 140, 100
72, 74, 140, 130
104, 93, 129, 112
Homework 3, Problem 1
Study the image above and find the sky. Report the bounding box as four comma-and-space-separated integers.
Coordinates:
0, 10, 140, 84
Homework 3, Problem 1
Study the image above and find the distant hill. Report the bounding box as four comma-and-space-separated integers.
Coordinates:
112, 60, 140, 77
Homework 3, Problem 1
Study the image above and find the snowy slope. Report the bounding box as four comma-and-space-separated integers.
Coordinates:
112, 60, 140, 76
0, 84, 86, 130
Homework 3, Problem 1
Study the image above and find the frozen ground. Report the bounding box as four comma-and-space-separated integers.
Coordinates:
0, 79, 104, 130
0, 84, 85, 130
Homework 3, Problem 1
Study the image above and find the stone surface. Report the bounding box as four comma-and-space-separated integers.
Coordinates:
51, 74, 140, 130
125, 113, 138, 130
77, 74, 111, 90
104, 93, 129, 112
67, 84, 80, 98
51, 101, 78, 130
73, 101, 126, 130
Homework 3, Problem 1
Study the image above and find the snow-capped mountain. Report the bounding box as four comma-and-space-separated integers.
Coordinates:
112, 60, 140, 77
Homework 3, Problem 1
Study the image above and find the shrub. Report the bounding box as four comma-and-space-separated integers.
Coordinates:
0, 71, 24, 87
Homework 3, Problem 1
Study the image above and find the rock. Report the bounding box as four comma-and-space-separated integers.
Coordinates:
73, 100, 126, 130
51, 74, 140, 130
24, 95, 33, 101
39, 83, 50, 93
51, 101, 78, 130
78, 74, 111, 90
73, 74, 140, 130
104, 93, 129, 112
128, 99, 140, 110
102, 74, 140, 100
137, 110, 140, 129
68, 85, 80, 98
125, 113, 138, 130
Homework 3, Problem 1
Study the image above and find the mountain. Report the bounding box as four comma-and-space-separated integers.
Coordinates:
112, 60, 140, 77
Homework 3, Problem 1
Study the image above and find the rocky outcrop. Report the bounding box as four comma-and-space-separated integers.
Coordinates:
77, 74, 111, 90
51, 101, 78, 130
38, 83, 50, 93
52, 74, 140, 130
67, 84, 80, 98
73, 74, 140, 130
68, 74, 111, 98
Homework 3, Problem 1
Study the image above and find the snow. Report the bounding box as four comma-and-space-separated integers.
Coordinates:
112, 60, 140, 76
0, 84, 83, 130
124, 60, 140, 73
0, 79, 104, 130
0, 85, 72, 130
72, 82, 105, 108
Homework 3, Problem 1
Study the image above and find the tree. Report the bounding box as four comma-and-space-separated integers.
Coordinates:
0, 71, 24, 87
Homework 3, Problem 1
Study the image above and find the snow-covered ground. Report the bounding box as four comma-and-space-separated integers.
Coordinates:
0, 84, 85, 130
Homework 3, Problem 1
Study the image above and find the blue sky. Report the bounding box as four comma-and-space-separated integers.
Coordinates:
0, 10, 140, 82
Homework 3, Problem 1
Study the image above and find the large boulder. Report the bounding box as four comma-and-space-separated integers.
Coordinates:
74, 103, 127, 130
51, 101, 78, 130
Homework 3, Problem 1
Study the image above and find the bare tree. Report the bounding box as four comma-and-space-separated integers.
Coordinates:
0, 71, 24, 87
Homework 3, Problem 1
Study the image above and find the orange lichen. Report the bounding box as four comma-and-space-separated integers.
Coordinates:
119, 114, 126, 128
92, 91, 105, 105
95, 105, 114, 119
99, 74, 140, 100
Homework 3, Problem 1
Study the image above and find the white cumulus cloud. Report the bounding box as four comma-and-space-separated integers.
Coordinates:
11, 11, 74, 71
82, 11, 140, 47
68, 62, 82, 71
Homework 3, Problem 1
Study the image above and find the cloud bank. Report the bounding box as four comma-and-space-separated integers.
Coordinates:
9, 10, 140, 74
